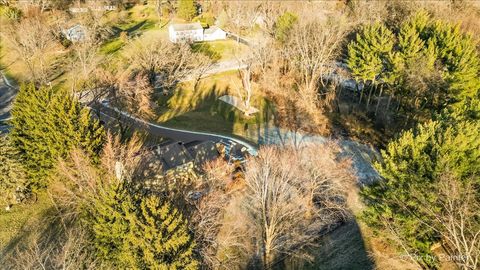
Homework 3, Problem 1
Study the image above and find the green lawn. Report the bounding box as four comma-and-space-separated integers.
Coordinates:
191, 40, 249, 61
154, 72, 276, 145
0, 192, 53, 253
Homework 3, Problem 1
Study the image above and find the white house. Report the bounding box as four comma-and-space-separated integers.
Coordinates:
62, 24, 86, 42
169, 23, 204, 43
169, 23, 227, 43
203, 26, 227, 41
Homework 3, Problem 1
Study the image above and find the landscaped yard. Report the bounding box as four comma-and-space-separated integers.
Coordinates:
191, 39, 249, 61
154, 71, 276, 145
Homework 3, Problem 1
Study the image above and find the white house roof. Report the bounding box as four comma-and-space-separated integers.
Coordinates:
170, 23, 203, 32
204, 26, 224, 35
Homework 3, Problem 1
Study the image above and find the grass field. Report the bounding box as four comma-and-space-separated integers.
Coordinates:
0, 192, 53, 253
191, 40, 249, 61
154, 71, 275, 145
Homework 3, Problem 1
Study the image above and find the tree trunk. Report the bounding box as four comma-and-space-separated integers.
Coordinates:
386, 92, 393, 112
366, 80, 375, 111
358, 81, 364, 105
375, 84, 384, 116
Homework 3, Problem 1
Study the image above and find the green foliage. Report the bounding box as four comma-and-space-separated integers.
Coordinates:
274, 12, 298, 43
0, 135, 26, 206
397, 20, 426, 65
193, 12, 215, 27
10, 83, 104, 189
177, 0, 197, 21
362, 103, 480, 267
347, 11, 480, 116
347, 23, 394, 82
428, 22, 480, 100
0, 5, 22, 21
89, 182, 198, 269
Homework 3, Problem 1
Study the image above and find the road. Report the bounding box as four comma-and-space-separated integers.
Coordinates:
180, 59, 247, 82
0, 72, 16, 122
95, 102, 258, 157
0, 72, 16, 134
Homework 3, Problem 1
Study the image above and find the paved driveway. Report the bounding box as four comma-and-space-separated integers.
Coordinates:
0, 73, 16, 123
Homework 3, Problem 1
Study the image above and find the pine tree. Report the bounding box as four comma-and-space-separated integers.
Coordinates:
397, 21, 426, 65
90, 183, 199, 269
362, 103, 480, 268
0, 135, 26, 208
347, 23, 394, 107
10, 84, 104, 188
177, 0, 197, 21
429, 22, 480, 100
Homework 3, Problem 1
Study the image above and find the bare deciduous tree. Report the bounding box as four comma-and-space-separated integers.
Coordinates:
190, 158, 244, 269
113, 71, 155, 118
122, 39, 205, 94
1, 15, 56, 84
69, 37, 102, 92
287, 20, 347, 114
241, 144, 354, 268
2, 218, 98, 269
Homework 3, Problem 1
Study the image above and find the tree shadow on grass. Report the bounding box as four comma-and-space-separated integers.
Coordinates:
0, 205, 64, 265
268, 219, 375, 270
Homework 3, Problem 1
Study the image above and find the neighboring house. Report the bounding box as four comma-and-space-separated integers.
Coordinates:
69, 5, 116, 13
169, 23, 227, 43
169, 23, 204, 43
203, 26, 227, 41
62, 24, 86, 42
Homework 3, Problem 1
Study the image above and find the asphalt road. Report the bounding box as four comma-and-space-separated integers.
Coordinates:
0, 73, 16, 123
95, 102, 258, 156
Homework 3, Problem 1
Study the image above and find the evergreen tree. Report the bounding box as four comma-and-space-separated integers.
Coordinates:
397, 20, 426, 65
347, 23, 394, 83
362, 102, 480, 268
347, 23, 394, 107
10, 84, 104, 188
0, 135, 26, 208
274, 12, 298, 43
429, 22, 480, 100
177, 0, 197, 21
90, 182, 198, 269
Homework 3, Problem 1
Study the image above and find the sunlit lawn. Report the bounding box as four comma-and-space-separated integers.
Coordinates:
0, 192, 53, 252
191, 40, 249, 61
154, 72, 275, 145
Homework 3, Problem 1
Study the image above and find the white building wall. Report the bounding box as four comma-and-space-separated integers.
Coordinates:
203, 29, 227, 41
169, 27, 203, 43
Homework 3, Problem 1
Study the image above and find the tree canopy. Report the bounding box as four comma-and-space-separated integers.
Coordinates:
362, 99, 480, 268
177, 0, 197, 21
347, 11, 480, 116
10, 83, 104, 188
89, 181, 199, 270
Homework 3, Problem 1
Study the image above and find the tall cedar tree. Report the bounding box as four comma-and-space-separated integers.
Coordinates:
362, 99, 480, 268
90, 182, 198, 269
177, 0, 196, 21
10, 83, 104, 189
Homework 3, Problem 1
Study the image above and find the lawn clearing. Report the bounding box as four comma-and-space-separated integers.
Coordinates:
0, 192, 54, 253
154, 72, 276, 145
191, 39, 249, 61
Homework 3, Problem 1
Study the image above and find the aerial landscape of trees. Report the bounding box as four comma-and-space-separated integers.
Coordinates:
0, 1, 479, 269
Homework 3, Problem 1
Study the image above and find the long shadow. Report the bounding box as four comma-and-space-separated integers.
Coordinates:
289, 219, 375, 270
0, 206, 63, 265
259, 218, 375, 270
